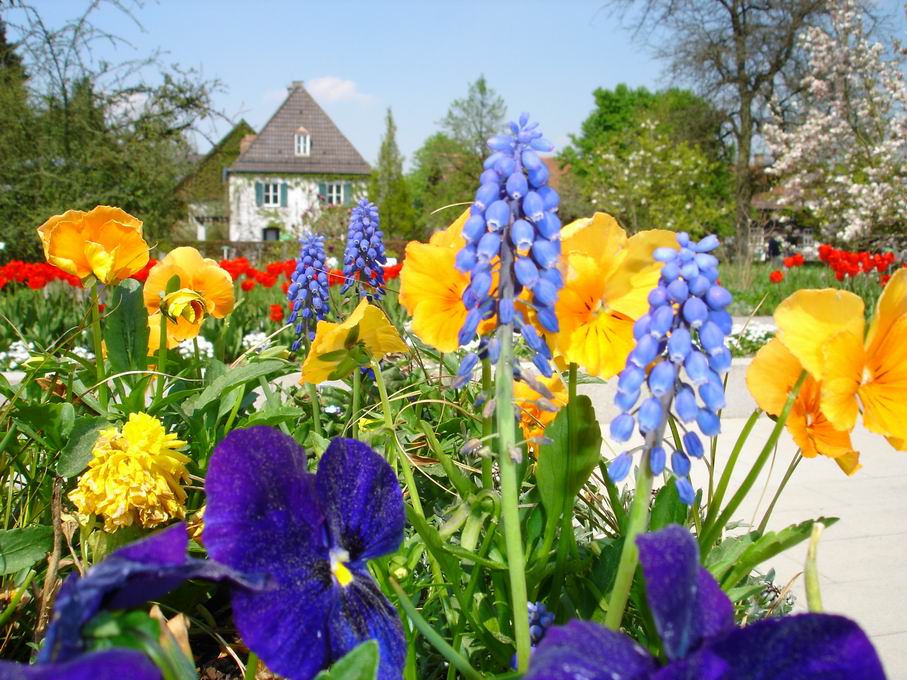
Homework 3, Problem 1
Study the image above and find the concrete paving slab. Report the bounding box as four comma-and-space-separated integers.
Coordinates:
603, 413, 907, 676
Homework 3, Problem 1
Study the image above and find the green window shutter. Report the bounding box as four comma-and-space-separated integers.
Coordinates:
255, 181, 264, 207
318, 182, 327, 203
280, 182, 288, 207
343, 182, 353, 206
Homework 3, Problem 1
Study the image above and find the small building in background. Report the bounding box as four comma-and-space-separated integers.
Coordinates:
176, 119, 255, 241
225, 81, 371, 242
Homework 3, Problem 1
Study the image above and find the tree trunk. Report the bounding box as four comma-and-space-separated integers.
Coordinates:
734, 93, 754, 261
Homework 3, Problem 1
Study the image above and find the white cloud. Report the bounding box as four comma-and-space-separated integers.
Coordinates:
306, 76, 374, 104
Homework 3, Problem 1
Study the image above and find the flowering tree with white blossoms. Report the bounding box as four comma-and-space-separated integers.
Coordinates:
764, 0, 907, 239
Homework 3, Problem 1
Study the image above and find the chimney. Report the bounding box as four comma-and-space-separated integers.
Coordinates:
239, 134, 257, 154
289, 80, 304, 92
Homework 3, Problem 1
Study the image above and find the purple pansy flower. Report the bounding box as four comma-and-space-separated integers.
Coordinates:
38, 522, 254, 665
203, 426, 406, 680
525, 525, 885, 680
0, 523, 255, 680
0, 649, 159, 680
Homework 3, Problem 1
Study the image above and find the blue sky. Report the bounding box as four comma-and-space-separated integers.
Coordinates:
18, 0, 665, 167
16, 1, 907, 169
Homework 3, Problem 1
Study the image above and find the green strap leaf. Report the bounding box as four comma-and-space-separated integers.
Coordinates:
104, 279, 149, 374
0, 526, 53, 575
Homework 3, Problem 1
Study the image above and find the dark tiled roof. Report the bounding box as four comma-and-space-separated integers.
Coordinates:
230, 82, 371, 176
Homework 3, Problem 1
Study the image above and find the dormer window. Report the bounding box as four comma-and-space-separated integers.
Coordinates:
294, 127, 311, 156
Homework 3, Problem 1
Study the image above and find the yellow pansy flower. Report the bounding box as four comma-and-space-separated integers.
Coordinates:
36, 206, 149, 285
301, 298, 409, 384
774, 269, 907, 450
746, 339, 860, 475
144, 247, 235, 350
549, 213, 676, 379
70, 412, 190, 532
398, 210, 471, 353
514, 372, 569, 456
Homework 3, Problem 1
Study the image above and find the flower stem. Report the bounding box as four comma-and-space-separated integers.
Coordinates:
351, 367, 361, 438
700, 371, 807, 550
389, 578, 483, 680
604, 390, 673, 630
90, 287, 107, 411
805, 522, 825, 612
306, 383, 323, 438
155, 313, 168, 402
481, 359, 493, 489
757, 451, 802, 534
494, 329, 531, 671
700, 408, 761, 544
243, 652, 258, 680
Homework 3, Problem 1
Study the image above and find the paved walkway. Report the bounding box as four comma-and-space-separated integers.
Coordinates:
591, 399, 907, 677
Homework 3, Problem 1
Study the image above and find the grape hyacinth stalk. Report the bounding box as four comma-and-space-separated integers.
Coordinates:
455, 112, 561, 672
287, 233, 330, 353
342, 199, 387, 299
603, 232, 733, 632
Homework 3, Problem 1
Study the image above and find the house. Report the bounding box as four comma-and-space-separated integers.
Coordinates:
176, 120, 255, 241
226, 81, 371, 241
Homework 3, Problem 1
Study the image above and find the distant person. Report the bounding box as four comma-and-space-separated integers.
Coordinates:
768, 237, 782, 266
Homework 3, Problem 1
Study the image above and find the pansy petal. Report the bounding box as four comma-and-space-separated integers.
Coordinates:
229, 557, 335, 680
204, 426, 325, 577
204, 427, 344, 678
774, 289, 864, 380
745, 339, 804, 417
316, 438, 404, 561
329, 567, 406, 680
819, 330, 864, 433
866, 268, 907, 355
655, 613, 885, 680
0, 649, 160, 680
42, 523, 257, 664
637, 526, 733, 660
524, 620, 657, 680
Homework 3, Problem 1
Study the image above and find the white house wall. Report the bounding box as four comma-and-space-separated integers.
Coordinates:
227, 175, 367, 241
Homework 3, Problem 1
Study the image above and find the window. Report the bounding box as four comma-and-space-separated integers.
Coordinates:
263, 227, 280, 241
326, 182, 343, 206
262, 182, 280, 206
294, 133, 311, 156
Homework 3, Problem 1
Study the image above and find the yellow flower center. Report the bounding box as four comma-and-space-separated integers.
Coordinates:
161, 289, 206, 324
330, 548, 354, 588
861, 365, 874, 386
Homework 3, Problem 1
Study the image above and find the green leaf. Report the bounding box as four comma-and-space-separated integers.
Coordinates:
314, 640, 378, 680
649, 483, 687, 531
721, 517, 839, 588
14, 402, 75, 450
181, 360, 288, 416
537, 395, 602, 520
103, 279, 149, 374
242, 405, 302, 427
0, 526, 53, 575
87, 525, 145, 563
705, 532, 758, 582
57, 416, 108, 477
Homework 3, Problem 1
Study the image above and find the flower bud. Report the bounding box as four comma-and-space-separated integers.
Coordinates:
648, 361, 676, 397
485, 200, 511, 232
531, 239, 559, 269
682, 297, 709, 328
705, 285, 732, 310
475, 183, 500, 211
610, 413, 635, 442
522, 192, 545, 223
608, 452, 633, 483
649, 446, 666, 475
515, 256, 539, 287
682, 431, 704, 458
506, 172, 529, 199
697, 408, 720, 436
668, 327, 692, 363
671, 450, 691, 477
511, 219, 535, 253
618, 365, 646, 393
684, 351, 710, 385
638, 396, 664, 433
675, 477, 695, 505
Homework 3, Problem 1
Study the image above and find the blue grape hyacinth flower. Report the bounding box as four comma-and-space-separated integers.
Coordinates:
203, 426, 406, 680
454, 112, 562, 385
524, 525, 885, 680
288, 233, 330, 351
0, 523, 256, 680
342, 199, 387, 300
607, 233, 732, 504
